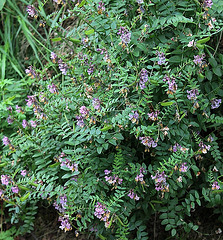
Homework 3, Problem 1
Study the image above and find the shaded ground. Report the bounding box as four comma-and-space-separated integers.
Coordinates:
11, 206, 223, 240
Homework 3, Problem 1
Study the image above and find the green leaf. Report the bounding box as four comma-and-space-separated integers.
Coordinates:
208, 57, 217, 67
100, 125, 113, 131
20, 192, 30, 202
168, 55, 182, 63
171, 229, 177, 236
85, 29, 95, 35
213, 67, 222, 77
51, 37, 62, 42
197, 37, 210, 44
97, 146, 103, 154
0, 0, 6, 10
68, 38, 81, 44
161, 101, 174, 106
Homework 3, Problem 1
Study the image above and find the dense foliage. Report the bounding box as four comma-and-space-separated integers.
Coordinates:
0, 0, 223, 239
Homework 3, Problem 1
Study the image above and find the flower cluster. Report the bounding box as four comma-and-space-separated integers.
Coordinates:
59, 158, 78, 172
2, 136, 14, 150
198, 141, 211, 154
203, 0, 213, 9
135, 167, 146, 184
193, 54, 206, 67
92, 98, 101, 110
139, 136, 157, 149
151, 171, 169, 192
139, 68, 148, 89
104, 170, 123, 186
212, 181, 220, 190
163, 75, 177, 94
211, 99, 221, 109
25, 66, 37, 79
117, 27, 131, 47
26, 5, 38, 18
148, 111, 159, 121
156, 51, 166, 65
98, 1, 105, 14
129, 111, 139, 123
7, 115, 13, 124
187, 89, 199, 100
1, 175, 10, 185
179, 162, 188, 172
128, 189, 140, 200
58, 215, 72, 232
94, 202, 111, 223
48, 84, 58, 94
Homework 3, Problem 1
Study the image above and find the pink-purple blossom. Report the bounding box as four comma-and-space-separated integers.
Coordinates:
104, 170, 123, 186
179, 162, 188, 172
2, 136, 11, 146
199, 141, 211, 154
94, 202, 110, 222
79, 106, 89, 117
211, 99, 221, 109
30, 120, 37, 128
26, 5, 38, 18
21, 170, 27, 176
151, 171, 169, 192
117, 27, 131, 46
156, 51, 166, 65
58, 59, 68, 75
25, 66, 37, 79
11, 186, 19, 194
7, 115, 14, 124
1, 175, 10, 185
148, 111, 159, 121
212, 181, 220, 190
129, 111, 139, 123
92, 98, 101, 110
139, 136, 157, 148
203, 0, 213, 9
58, 215, 72, 232
187, 89, 199, 100
22, 119, 28, 128
26, 95, 36, 107
128, 189, 140, 200
139, 68, 148, 89
193, 54, 205, 67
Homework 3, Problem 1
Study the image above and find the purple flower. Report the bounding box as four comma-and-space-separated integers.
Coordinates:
30, 120, 37, 128
79, 106, 89, 117
203, 0, 213, 9
156, 51, 166, 65
139, 136, 157, 148
199, 141, 211, 154
21, 170, 27, 176
98, 1, 105, 13
211, 99, 221, 109
128, 189, 140, 200
151, 171, 169, 192
2, 136, 11, 146
104, 170, 111, 175
172, 143, 181, 152
179, 163, 188, 172
26, 5, 38, 18
7, 106, 12, 112
58, 59, 68, 75
167, 79, 177, 94
212, 181, 220, 190
135, 173, 144, 183
11, 186, 19, 194
26, 95, 36, 107
48, 83, 58, 94
58, 215, 72, 232
50, 52, 57, 63
92, 98, 101, 110
148, 111, 159, 121
87, 64, 95, 75
129, 111, 139, 123
193, 54, 205, 66
139, 69, 148, 89
22, 119, 28, 128
94, 202, 110, 222
7, 115, 14, 124
1, 175, 10, 185
104, 170, 123, 186
137, 0, 144, 3
25, 66, 37, 79
118, 27, 131, 46
187, 89, 199, 100
16, 105, 23, 113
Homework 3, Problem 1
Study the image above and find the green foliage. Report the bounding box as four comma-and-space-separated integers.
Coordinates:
0, 0, 223, 239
